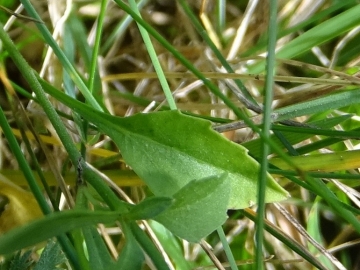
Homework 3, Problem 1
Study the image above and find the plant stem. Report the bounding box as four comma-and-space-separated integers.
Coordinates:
217, 227, 237, 270
88, 0, 108, 94
127, 0, 177, 110
255, 1, 278, 269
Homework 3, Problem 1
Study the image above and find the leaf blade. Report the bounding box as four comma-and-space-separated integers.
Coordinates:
0, 210, 120, 255
36, 82, 289, 209
154, 174, 230, 242
96, 110, 289, 209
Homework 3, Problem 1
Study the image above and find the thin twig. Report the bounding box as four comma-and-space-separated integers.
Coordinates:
0, 5, 44, 24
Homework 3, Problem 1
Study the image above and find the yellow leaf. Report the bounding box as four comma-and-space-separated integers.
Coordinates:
270, 150, 360, 172
0, 175, 42, 234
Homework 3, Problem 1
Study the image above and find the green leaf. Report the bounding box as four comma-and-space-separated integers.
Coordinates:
39, 80, 289, 209
34, 240, 67, 270
7, 251, 33, 270
148, 220, 192, 270
155, 174, 230, 242
82, 227, 116, 270
94, 110, 289, 209
116, 222, 145, 270
0, 210, 121, 255
125, 197, 173, 221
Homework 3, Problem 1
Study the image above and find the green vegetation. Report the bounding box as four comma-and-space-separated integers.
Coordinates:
0, 0, 359, 269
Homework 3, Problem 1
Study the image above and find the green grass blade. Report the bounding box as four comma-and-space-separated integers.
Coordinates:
276, 4, 360, 59
0, 107, 50, 215
130, 222, 170, 270
83, 227, 116, 270
242, 1, 355, 57
217, 227, 237, 270
127, 0, 177, 110
66, 14, 100, 92
178, 0, 259, 108
0, 210, 121, 255
113, 0, 245, 118
296, 137, 347, 155
243, 115, 352, 156
271, 125, 360, 139
148, 221, 192, 270
305, 176, 360, 234
72, 189, 92, 270
101, 0, 149, 54
216, 0, 226, 33
249, 4, 360, 73
19, 0, 103, 111
307, 202, 336, 269
116, 221, 145, 269
62, 23, 77, 98
0, 17, 127, 214
255, 1, 277, 268
88, 0, 107, 95
274, 89, 360, 122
